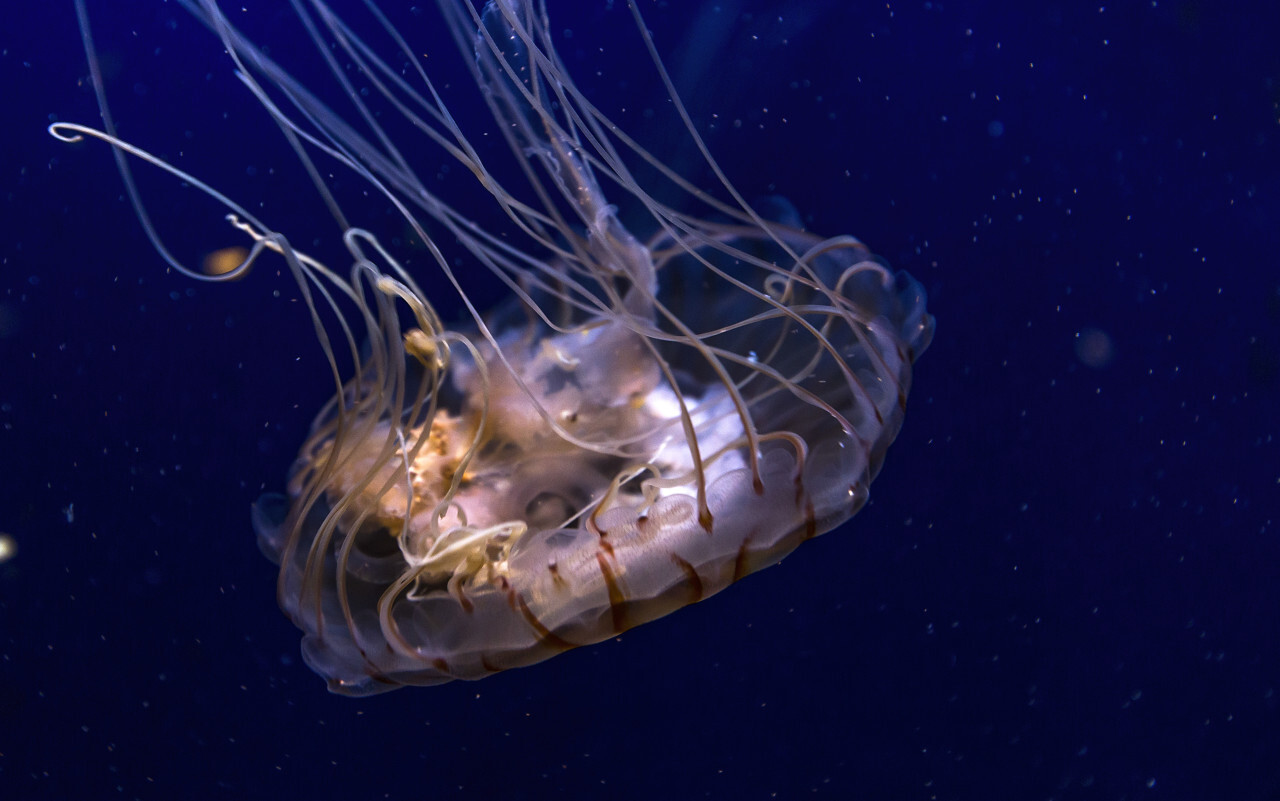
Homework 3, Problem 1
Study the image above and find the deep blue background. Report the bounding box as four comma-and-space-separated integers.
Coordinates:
3, 1, 1278, 799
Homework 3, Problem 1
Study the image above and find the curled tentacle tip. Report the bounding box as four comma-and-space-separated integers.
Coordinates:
47, 123, 85, 143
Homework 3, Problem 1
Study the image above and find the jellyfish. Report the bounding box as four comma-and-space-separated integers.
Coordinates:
53, 0, 934, 695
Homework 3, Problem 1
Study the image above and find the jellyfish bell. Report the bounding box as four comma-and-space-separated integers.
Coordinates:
56, 0, 934, 695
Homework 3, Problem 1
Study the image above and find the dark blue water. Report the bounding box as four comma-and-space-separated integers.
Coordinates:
3, 1, 1278, 798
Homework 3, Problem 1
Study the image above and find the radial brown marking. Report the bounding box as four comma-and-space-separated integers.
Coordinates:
499, 576, 518, 611
596, 551, 628, 633
450, 582, 475, 613
547, 560, 567, 590
431, 657, 450, 674
515, 593, 575, 651
670, 554, 704, 602
803, 498, 817, 540
480, 654, 502, 674
732, 532, 756, 583
345, 671, 398, 693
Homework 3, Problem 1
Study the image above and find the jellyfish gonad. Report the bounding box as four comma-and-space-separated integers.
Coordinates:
55, 0, 934, 695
